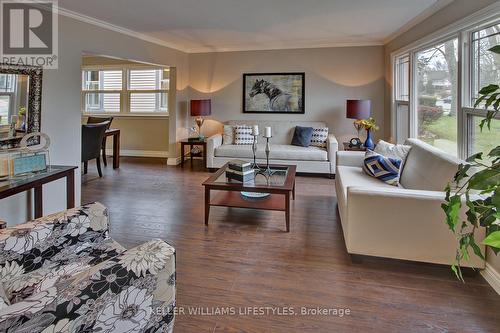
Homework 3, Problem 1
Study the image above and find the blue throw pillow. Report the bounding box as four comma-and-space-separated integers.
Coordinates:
363, 150, 402, 186
291, 126, 314, 147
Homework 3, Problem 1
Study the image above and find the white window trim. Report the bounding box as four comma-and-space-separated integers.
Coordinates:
390, 1, 500, 159
81, 64, 171, 117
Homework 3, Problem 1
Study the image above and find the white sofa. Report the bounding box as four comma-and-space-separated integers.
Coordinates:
207, 121, 338, 176
335, 138, 485, 268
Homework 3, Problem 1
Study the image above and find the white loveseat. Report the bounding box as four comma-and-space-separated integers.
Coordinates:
335, 138, 485, 268
207, 121, 338, 175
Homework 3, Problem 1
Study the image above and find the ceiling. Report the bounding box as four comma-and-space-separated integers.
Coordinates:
58, 0, 451, 53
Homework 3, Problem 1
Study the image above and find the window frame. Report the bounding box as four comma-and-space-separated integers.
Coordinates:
81, 64, 170, 117
391, 4, 500, 159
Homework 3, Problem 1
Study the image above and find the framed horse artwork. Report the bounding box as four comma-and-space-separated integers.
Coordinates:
243, 72, 305, 114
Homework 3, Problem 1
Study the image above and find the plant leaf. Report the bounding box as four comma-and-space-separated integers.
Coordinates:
468, 169, 500, 191
489, 45, 500, 54
482, 231, 500, 249
469, 236, 485, 261
479, 84, 499, 95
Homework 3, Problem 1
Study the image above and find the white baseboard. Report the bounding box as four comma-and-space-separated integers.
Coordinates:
167, 157, 181, 165
105, 149, 168, 158
481, 263, 500, 295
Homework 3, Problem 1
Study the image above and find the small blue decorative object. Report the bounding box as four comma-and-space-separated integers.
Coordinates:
364, 129, 375, 150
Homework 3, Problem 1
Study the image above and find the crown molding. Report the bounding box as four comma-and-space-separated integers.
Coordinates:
384, 0, 454, 44
390, 1, 500, 57
185, 40, 385, 54
57, 6, 186, 52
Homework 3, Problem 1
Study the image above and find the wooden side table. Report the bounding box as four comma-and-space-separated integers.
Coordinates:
180, 139, 207, 168
343, 142, 366, 152
0, 166, 77, 220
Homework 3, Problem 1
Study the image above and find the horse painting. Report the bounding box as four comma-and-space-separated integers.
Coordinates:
243, 73, 304, 113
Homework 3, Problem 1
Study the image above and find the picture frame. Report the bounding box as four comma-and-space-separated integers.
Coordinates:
243, 72, 305, 114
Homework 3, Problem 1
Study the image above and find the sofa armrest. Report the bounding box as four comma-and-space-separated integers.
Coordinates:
206, 134, 222, 168
0, 202, 109, 278
327, 134, 338, 166
345, 186, 485, 268
0, 239, 176, 331
336, 151, 365, 167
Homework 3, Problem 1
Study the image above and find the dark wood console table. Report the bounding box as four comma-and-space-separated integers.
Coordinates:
0, 165, 77, 220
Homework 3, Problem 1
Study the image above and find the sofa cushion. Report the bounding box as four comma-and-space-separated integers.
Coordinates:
222, 125, 234, 145
226, 121, 327, 145
234, 125, 253, 145
310, 127, 329, 148
337, 165, 399, 205
400, 138, 460, 191
291, 126, 313, 147
374, 140, 411, 164
215, 144, 328, 161
2, 239, 125, 303
363, 150, 402, 186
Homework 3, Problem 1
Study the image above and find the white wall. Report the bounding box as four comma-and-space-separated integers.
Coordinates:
188, 46, 385, 145
0, 13, 189, 225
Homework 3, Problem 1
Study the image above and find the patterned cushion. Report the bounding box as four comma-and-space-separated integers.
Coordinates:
222, 125, 234, 145
310, 127, 329, 148
363, 150, 402, 186
234, 125, 254, 145
2, 239, 125, 303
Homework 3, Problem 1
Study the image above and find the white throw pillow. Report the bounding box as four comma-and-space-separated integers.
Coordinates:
234, 125, 254, 145
310, 128, 329, 148
222, 125, 234, 145
374, 140, 411, 165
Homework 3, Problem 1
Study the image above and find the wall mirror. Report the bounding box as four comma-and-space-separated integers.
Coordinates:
0, 63, 43, 147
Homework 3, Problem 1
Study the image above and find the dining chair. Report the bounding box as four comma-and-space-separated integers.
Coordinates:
87, 116, 113, 167
82, 122, 109, 177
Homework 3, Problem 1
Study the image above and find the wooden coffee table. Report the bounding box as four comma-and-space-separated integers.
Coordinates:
202, 164, 296, 232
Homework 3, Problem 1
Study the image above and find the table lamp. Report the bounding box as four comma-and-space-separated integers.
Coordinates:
346, 99, 371, 148
190, 99, 211, 140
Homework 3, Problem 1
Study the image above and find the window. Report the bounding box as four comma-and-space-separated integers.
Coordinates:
81, 66, 169, 115
415, 38, 458, 156
392, 14, 500, 159
471, 23, 500, 107
128, 69, 169, 113
394, 54, 410, 143
0, 74, 17, 125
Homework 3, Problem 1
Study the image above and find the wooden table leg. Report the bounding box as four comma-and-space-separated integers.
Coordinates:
285, 191, 290, 232
190, 144, 193, 168
181, 143, 185, 168
292, 181, 296, 200
203, 144, 207, 169
113, 132, 120, 169
34, 186, 43, 218
66, 170, 75, 209
205, 187, 210, 226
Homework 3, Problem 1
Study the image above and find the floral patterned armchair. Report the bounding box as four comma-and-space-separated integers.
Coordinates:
0, 202, 176, 332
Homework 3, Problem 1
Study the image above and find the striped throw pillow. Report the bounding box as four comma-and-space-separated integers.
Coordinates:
310, 128, 329, 148
363, 150, 402, 186
234, 125, 254, 145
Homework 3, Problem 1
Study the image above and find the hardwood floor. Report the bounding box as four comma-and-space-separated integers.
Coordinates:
82, 157, 500, 333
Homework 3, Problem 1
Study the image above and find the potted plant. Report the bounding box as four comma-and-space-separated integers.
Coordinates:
442, 45, 500, 281
358, 117, 379, 150
18, 107, 27, 131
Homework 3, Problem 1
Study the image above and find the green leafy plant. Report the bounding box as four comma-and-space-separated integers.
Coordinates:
442, 45, 500, 281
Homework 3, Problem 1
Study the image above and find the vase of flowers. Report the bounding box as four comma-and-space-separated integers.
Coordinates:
359, 117, 378, 150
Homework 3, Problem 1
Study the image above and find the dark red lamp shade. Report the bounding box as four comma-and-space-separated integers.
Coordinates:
346, 99, 371, 119
190, 99, 211, 117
